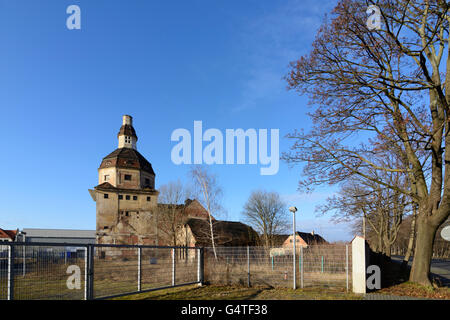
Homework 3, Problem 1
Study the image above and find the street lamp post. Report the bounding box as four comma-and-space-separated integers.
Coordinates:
289, 206, 298, 290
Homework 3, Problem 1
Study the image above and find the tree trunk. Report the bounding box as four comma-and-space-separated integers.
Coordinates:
384, 242, 391, 259
377, 232, 383, 254
409, 215, 437, 286
401, 206, 417, 271
208, 211, 217, 260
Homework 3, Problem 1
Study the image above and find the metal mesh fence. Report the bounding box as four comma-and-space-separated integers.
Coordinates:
93, 246, 199, 299
1, 243, 352, 299
204, 245, 351, 289
0, 243, 200, 300
0, 245, 9, 300
0, 244, 86, 300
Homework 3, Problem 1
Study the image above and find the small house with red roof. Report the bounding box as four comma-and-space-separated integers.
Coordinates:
0, 228, 18, 242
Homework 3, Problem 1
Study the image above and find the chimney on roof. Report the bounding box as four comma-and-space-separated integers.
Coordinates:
123, 115, 133, 126
311, 230, 315, 235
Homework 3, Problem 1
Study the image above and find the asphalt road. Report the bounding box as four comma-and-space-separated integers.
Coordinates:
392, 255, 450, 287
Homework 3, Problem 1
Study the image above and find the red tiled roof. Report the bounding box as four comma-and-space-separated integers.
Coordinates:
0, 228, 17, 240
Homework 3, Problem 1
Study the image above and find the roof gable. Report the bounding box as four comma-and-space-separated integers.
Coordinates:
184, 219, 259, 246
296, 232, 327, 244
0, 228, 17, 240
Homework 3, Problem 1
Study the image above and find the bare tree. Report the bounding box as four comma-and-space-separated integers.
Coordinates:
190, 166, 224, 259
319, 171, 409, 257
157, 180, 193, 246
242, 190, 289, 248
283, 0, 450, 286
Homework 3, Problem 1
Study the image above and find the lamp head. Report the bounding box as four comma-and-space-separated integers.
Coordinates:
289, 206, 298, 213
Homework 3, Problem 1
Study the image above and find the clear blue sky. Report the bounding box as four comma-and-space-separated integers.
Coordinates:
0, 0, 354, 242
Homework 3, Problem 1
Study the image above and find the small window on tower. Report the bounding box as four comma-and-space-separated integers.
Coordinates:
118, 195, 123, 200
124, 175, 132, 181
145, 178, 150, 186
147, 196, 151, 202
126, 195, 130, 200
104, 194, 109, 199
104, 175, 110, 181
133, 196, 138, 201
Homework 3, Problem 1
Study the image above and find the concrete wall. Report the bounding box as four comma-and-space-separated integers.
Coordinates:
98, 167, 117, 186
140, 171, 155, 189
95, 187, 159, 245
352, 236, 369, 294
176, 225, 196, 247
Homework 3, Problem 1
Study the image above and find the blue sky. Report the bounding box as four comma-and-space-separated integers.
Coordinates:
0, 0, 354, 241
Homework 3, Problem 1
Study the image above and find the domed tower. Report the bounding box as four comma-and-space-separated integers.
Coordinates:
89, 115, 160, 247
97, 115, 155, 189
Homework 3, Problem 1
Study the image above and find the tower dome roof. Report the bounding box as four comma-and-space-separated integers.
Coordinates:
117, 124, 138, 140
99, 148, 155, 176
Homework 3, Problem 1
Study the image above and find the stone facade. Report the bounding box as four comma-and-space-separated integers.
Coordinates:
89, 115, 210, 250
89, 115, 159, 247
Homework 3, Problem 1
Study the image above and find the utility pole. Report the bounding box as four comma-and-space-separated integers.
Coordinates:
289, 206, 298, 290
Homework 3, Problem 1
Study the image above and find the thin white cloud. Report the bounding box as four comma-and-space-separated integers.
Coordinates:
231, 0, 338, 113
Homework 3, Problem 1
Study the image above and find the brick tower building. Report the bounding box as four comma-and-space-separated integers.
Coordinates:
89, 115, 160, 245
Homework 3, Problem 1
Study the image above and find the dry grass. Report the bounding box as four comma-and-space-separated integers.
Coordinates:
112, 284, 362, 300
376, 282, 450, 300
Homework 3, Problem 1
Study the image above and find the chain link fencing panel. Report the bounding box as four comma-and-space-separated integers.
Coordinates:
0, 243, 200, 300
204, 245, 351, 289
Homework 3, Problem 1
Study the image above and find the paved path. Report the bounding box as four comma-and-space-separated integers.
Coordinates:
364, 293, 432, 300
391, 256, 450, 287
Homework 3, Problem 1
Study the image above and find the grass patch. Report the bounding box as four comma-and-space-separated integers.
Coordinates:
111, 285, 363, 300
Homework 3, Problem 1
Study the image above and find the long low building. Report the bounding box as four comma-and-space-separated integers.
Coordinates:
21, 228, 96, 245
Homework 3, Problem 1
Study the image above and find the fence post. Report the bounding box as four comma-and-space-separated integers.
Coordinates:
86, 245, 94, 300
300, 246, 304, 289
346, 244, 349, 292
138, 247, 142, 292
84, 247, 88, 300
7, 244, 15, 300
22, 245, 26, 277
321, 256, 324, 273
198, 248, 204, 286
352, 236, 367, 294
172, 248, 176, 286
247, 246, 250, 287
